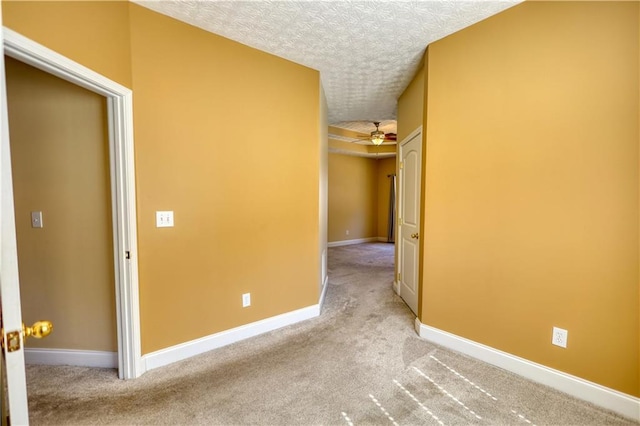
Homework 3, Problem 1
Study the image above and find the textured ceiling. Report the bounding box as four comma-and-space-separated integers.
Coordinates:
135, 0, 520, 135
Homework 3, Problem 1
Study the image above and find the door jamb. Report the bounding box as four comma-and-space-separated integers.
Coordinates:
3, 27, 143, 379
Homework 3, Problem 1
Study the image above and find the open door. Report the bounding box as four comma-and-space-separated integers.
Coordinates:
0, 5, 29, 422
397, 131, 422, 315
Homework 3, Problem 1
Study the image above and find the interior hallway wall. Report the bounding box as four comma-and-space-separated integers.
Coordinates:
328, 154, 378, 243
422, 1, 639, 396
4, 1, 322, 355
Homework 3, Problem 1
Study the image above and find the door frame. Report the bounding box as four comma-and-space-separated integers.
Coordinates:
3, 27, 143, 379
394, 126, 422, 309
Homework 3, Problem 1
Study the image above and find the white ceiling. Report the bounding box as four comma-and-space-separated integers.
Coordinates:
135, 0, 520, 136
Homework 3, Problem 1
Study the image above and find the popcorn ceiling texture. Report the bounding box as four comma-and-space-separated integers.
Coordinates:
134, 1, 520, 129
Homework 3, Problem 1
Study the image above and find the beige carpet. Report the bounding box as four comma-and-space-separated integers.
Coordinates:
26, 243, 636, 425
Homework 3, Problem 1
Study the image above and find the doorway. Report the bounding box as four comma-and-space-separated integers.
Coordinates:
326, 152, 398, 306
6, 56, 118, 367
2, 27, 142, 380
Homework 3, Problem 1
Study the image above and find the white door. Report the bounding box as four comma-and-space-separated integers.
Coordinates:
0, 7, 31, 424
398, 132, 422, 315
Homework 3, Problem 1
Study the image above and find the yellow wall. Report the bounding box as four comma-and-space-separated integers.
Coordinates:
328, 154, 378, 242
377, 157, 397, 240
397, 65, 424, 142
3, 1, 132, 88
422, 1, 639, 396
6, 57, 117, 351
129, 5, 320, 353
4, 1, 322, 355
328, 154, 397, 244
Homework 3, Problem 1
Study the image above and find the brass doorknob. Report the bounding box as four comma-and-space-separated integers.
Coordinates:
1, 320, 53, 352
23, 320, 53, 339
411, 233, 419, 239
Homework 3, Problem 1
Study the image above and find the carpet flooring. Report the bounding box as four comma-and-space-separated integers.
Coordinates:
25, 243, 637, 425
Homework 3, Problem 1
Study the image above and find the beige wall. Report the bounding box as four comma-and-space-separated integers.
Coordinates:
376, 157, 397, 240
6, 57, 117, 351
421, 1, 639, 396
328, 154, 378, 242
4, 1, 322, 355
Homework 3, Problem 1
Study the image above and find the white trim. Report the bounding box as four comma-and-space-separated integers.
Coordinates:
3, 28, 143, 379
392, 280, 400, 295
415, 320, 640, 421
25, 349, 117, 369
328, 237, 378, 247
143, 305, 320, 371
319, 275, 329, 310
0, 13, 29, 420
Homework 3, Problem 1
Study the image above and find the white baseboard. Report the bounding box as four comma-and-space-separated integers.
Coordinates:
25, 348, 117, 368
415, 320, 640, 421
319, 275, 329, 310
392, 280, 400, 295
143, 304, 321, 372
328, 237, 378, 247
377, 236, 390, 242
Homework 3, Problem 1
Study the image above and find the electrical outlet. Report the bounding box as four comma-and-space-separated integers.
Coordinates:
552, 327, 568, 348
242, 293, 251, 308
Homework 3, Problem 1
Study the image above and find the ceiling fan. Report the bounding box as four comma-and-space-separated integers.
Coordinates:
355, 122, 397, 145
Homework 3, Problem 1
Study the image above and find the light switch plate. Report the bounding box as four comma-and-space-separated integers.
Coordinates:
31, 211, 43, 228
156, 211, 174, 228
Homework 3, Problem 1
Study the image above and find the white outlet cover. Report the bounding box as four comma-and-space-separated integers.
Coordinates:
242, 293, 251, 307
552, 326, 568, 348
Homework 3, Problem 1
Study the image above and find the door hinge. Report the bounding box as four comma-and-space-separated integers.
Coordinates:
399, 161, 404, 169
399, 218, 403, 226
125, 251, 130, 260
398, 272, 401, 282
